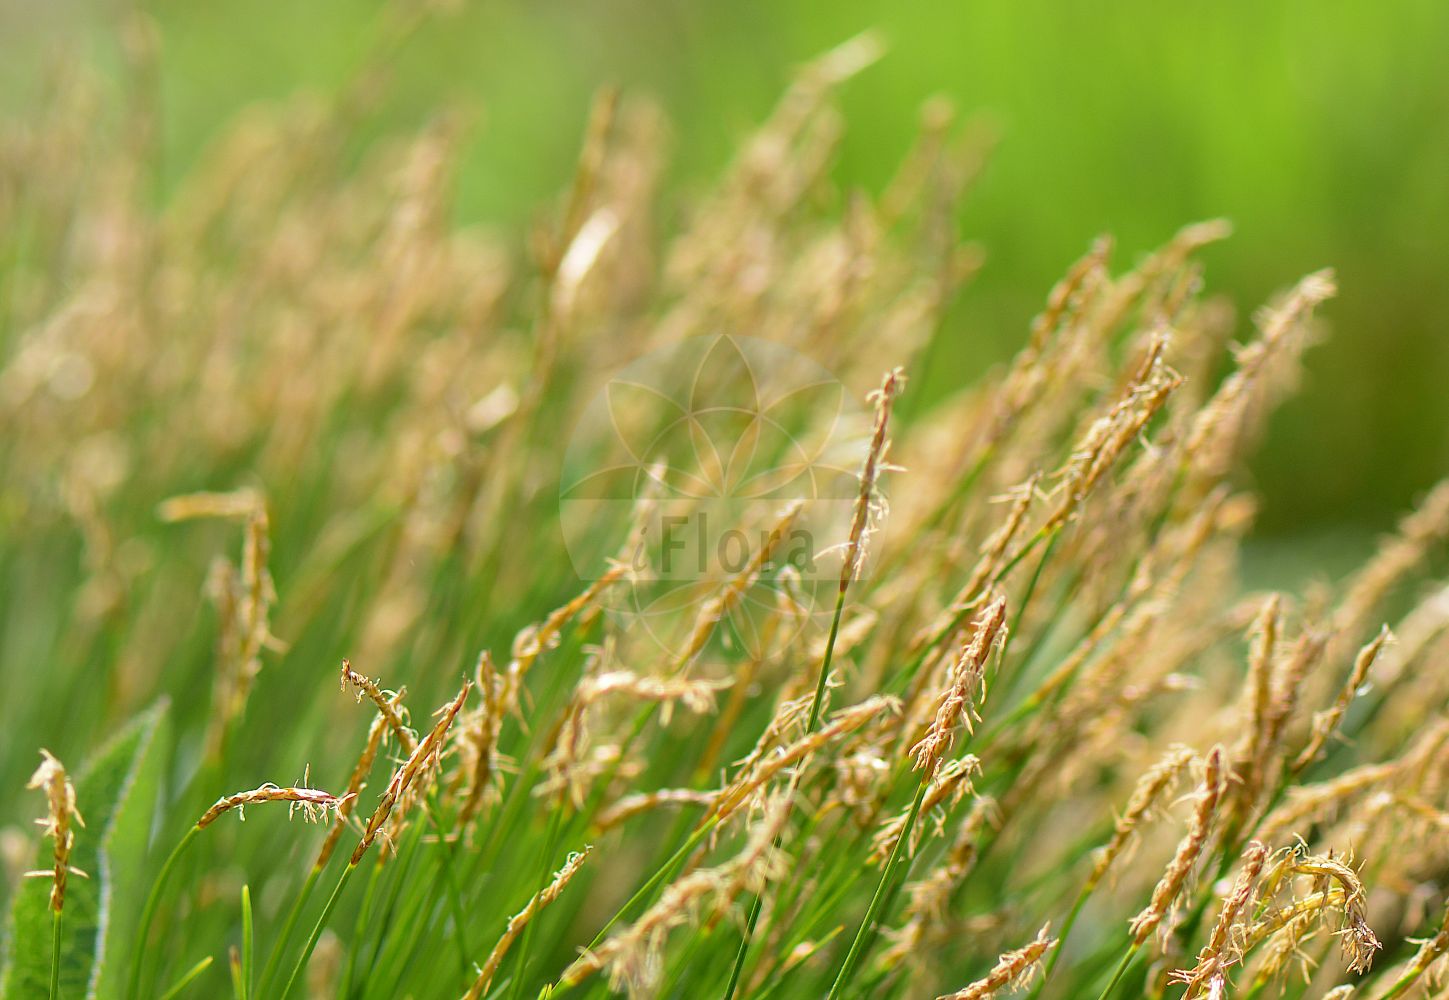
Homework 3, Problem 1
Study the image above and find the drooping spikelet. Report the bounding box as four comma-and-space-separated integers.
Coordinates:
871, 754, 979, 864
196, 782, 347, 828
594, 788, 719, 832
711, 695, 900, 822
1129, 745, 1228, 946
544, 668, 730, 807
881, 797, 1000, 970
463, 846, 592, 1000
933, 924, 1054, 1000
1037, 335, 1180, 540
454, 650, 506, 831
25, 750, 83, 913
1287, 852, 1380, 973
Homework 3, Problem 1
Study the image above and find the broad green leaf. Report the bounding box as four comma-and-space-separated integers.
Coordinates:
1, 701, 170, 1000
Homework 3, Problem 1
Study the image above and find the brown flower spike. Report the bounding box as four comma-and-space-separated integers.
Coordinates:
25, 750, 84, 913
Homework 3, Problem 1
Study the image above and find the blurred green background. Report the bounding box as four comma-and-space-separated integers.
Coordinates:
7, 0, 1448, 552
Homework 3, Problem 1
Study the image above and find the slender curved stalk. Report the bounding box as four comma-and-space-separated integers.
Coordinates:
157, 956, 215, 1000
280, 861, 358, 1000
722, 586, 852, 1000
339, 860, 386, 998
128, 824, 202, 1000
49, 910, 61, 1000
827, 779, 928, 999
721, 896, 762, 1000
1094, 943, 1138, 1000
1377, 964, 1432, 1000
543, 818, 719, 997
239, 885, 253, 1000
256, 867, 319, 998
1027, 886, 1090, 1000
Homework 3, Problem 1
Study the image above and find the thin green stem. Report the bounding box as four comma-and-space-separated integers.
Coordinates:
721, 894, 763, 1000
1377, 964, 1430, 1000
257, 866, 319, 998
544, 818, 719, 997
1028, 885, 1090, 1000
280, 861, 358, 1000
827, 778, 929, 999
420, 788, 472, 978
807, 589, 850, 732
1093, 943, 1138, 1000
156, 956, 215, 1000
240, 885, 254, 1000
339, 861, 385, 999
128, 824, 202, 1000
722, 586, 852, 1000
49, 909, 61, 1000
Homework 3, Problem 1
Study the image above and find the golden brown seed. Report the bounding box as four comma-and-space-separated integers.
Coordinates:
712, 695, 900, 822
871, 755, 979, 864
838, 368, 905, 592
455, 650, 505, 830
1170, 840, 1269, 999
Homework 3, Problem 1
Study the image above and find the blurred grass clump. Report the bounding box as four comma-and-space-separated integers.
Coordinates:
8, 0, 1447, 533
1, 6, 1449, 1000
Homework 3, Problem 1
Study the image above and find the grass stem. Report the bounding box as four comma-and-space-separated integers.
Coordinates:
280, 861, 358, 1000
127, 824, 201, 1000
49, 910, 61, 1000
827, 778, 929, 999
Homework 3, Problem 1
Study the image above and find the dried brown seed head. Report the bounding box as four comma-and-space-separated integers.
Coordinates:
934, 924, 1054, 1000
25, 750, 83, 913
197, 783, 347, 829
